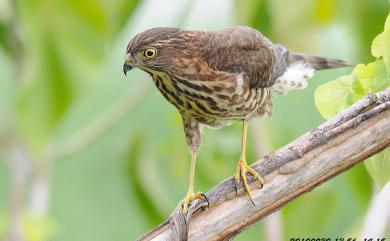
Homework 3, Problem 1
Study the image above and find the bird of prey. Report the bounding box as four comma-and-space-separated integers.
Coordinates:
123, 26, 348, 213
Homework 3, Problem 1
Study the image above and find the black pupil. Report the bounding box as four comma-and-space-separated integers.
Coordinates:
146, 50, 154, 57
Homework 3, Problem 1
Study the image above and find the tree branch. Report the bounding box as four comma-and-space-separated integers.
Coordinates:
138, 88, 390, 241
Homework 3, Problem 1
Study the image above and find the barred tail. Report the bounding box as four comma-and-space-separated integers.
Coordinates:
288, 53, 351, 70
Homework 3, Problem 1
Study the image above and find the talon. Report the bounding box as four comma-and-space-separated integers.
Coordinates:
235, 159, 264, 204
250, 198, 256, 206
182, 191, 206, 214
200, 193, 210, 209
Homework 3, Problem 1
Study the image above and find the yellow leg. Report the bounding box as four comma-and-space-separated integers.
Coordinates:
182, 152, 204, 213
234, 120, 264, 204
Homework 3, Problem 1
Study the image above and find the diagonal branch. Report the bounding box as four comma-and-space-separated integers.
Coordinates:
138, 88, 390, 241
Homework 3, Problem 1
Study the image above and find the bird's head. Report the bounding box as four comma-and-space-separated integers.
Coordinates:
123, 27, 186, 76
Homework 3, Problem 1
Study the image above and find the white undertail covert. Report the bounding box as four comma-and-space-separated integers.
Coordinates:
271, 61, 315, 96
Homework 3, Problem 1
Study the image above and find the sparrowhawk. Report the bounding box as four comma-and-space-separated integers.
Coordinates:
123, 26, 348, 213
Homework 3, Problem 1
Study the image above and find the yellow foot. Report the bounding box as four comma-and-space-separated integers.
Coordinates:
235, 159, 264, 205
182, 191, 206, 214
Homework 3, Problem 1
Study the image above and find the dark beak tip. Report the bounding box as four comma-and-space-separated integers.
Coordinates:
123, 62, 133, 76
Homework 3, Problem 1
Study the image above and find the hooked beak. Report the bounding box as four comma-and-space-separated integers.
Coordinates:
123, 62, 133, 76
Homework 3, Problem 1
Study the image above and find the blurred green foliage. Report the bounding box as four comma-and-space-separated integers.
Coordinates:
15, 0, 140, 156
0, 0, 389, 241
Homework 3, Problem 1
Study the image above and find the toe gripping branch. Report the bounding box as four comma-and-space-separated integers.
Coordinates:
234, 160, 264, 206
181, 192, 210, 215
169, 193, 210, 241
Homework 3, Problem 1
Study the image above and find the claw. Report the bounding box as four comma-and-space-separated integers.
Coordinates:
200, 193, 210, 209
234, 159, 264, 205
182, 191, 206, 214
250, 198, 256, 206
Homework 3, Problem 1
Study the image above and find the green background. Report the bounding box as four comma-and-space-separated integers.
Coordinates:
0, 0, 389, 240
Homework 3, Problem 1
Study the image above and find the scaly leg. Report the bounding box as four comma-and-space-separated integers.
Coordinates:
182, 152, 204, 213
234, 120, 264, 204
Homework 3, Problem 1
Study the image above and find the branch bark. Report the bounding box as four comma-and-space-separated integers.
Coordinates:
138, 88, 390, 241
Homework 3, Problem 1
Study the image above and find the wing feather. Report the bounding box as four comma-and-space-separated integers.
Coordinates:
202, 26, 276, 88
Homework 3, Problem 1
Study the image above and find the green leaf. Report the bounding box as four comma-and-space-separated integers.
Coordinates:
316, 12, 390, 191
353, 59, 390, 93
314, 74, 365, 119
372, 13, 390, 72
314, 59, 389, 120
364, 149, 390, 190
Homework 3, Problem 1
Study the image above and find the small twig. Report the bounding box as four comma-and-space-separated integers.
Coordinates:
137, 88, 390, 241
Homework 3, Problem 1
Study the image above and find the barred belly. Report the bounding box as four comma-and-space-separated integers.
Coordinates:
151, 72, 271, 127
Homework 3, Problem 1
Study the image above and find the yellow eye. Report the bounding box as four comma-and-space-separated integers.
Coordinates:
143, 48, 157, 59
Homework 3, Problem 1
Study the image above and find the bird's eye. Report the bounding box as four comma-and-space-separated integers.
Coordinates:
143, 48, 157, 59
